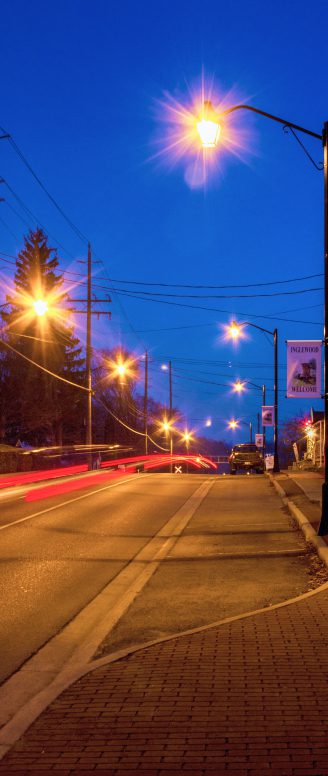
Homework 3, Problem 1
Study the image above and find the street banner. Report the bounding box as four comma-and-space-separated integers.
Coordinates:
255, 433, 263, 448
286, 341, 322, 399
265, 454, 274, 470
293, 442, 299, 462
262, 406, 274, 427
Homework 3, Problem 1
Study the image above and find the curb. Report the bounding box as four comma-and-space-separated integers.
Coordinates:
268, 473, 328, 567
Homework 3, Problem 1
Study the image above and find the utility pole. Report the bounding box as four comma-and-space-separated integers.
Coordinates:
262, 384, 266, 458
144, 351, 148, 454
86, 243, 92, 448
169, 360, 173, 472
68, 245, 111, 468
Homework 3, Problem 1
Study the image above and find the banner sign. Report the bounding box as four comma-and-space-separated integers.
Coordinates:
262, 406, 274, 427
265, 454, 274, 470
255, 433, 263, 448
286, 341, 322, 399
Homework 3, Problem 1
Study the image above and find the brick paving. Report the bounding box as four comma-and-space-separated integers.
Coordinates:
1, 585, 328, 775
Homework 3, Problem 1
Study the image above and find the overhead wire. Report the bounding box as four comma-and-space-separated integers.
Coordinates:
1, 127, 89, 245
99, 288, 322, 326
95, 396, 169, 451
105, 285, 323, 300
1, 179, 76, 259
102, 272, 323, 289
0, 337, 89, 391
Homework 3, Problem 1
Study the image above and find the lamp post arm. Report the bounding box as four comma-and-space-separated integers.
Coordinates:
239, 320, 275, 337
219, 104, 322, 142
244, 380, 263, 391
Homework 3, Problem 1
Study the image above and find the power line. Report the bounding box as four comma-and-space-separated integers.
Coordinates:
0, 337, 89, 392
100, 288, 322, 325
1, 178, 76, 259
106, 285, 323, 300
103, 272, 323, 289
1, 128, 89, 245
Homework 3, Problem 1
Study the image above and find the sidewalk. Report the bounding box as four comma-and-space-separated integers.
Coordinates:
1, 475, 328, 775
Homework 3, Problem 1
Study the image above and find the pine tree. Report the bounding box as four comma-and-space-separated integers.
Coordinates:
1, 229, 85, 445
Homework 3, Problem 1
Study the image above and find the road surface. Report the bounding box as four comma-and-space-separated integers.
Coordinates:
0, 471, 315, 685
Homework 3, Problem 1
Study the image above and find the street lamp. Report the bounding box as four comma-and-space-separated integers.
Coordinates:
228, 418, 253, 443
161, 361, 173, 469
181, 429, 193, 473
228, 320, 279, 472
33, 299, 48, 317
161, 417, 174, 462
232, 379, 266, 455
196, 99, 327, 532
196, 100, 221, 148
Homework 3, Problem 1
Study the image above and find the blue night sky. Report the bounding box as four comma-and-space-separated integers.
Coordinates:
0, 0, 327, 445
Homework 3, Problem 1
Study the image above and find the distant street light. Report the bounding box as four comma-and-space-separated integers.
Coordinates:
108, 352, 138, 384
228, 321, 279, 472
232, 379, 266, 455
232, 380, 245, 394
181, 429, 193, 473
161, 417, 174, 461
228, 418, 253, 443
161, 361, 173, 470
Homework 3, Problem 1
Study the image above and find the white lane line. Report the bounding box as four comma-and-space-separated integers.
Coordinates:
0, 479, 213, 744
0, 474, 140, 531
54, 479, 214, 666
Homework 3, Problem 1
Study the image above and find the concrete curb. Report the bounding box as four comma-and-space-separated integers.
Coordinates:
269, 473, 328, 567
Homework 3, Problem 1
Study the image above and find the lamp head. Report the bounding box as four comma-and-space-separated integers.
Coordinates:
197, 100, 221, 148
33, 299, 48, 317
228, 321, 241, 340
233, 380, 245, 393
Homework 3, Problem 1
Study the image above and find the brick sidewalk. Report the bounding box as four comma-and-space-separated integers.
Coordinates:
1, 584, 328, 775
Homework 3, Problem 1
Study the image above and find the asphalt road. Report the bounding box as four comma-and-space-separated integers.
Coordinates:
0, 471, 313, 685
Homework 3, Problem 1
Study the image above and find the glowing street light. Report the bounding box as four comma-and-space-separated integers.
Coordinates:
181, 429, 193, 474
33, 298, 48, 317
162, 420, 171, 434
233, 380, 245, 393
228, 319, 278, 472
160, 416, 174, 464
228, 321, 243, 340
196, 101, 220, 148
108, 352, 138, 384
228, 418, 253, 443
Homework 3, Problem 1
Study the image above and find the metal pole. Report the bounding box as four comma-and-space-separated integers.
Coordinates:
144, 351, 148, 454
319, 122, 328, 534
249, 421, 252, 443
86, 243, 92, 467
273, 328, 280, 472
169, 360, 173, 471
262, 384, 266, 458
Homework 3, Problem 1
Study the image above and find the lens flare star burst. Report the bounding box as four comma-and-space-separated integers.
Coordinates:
151, 75, 256, 188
